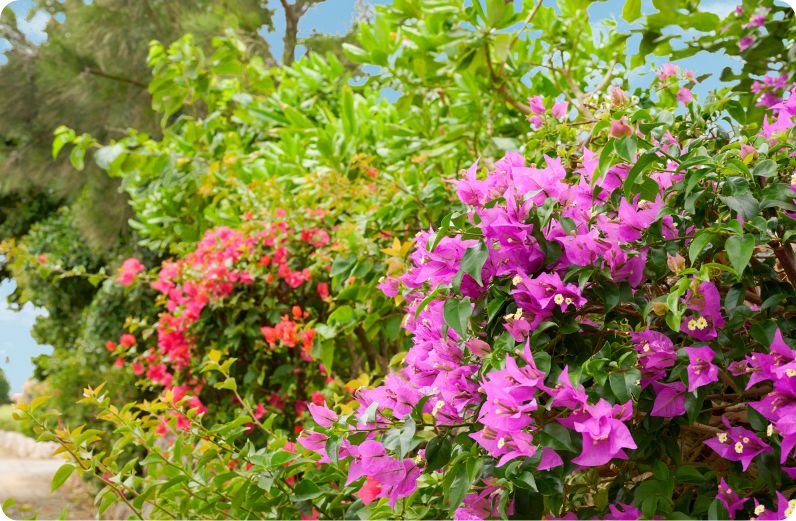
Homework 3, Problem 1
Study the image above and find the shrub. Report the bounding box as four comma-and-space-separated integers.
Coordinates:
15, 0, 796, 519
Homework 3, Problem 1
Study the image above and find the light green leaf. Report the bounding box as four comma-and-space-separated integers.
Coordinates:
51, 464, 75, 492
622, 0, 642, 22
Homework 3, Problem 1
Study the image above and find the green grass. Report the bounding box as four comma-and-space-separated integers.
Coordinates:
0, 403, 21, 432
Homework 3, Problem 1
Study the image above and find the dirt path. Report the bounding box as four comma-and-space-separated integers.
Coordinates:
0, 446, 94, 520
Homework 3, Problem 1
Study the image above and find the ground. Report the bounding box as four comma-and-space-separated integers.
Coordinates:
0, 446, 94, 520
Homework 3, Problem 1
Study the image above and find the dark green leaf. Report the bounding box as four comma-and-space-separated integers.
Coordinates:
443, 298, 472, 337
460, 243, 489, 286
724, 234, 755, 278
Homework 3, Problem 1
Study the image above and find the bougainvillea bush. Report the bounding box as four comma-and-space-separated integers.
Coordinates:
11, 0, 796, 520
287, 63, 796, 518
109, 210, 354, 434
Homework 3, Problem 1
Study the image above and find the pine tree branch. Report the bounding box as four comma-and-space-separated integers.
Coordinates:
82, 67, 147, 89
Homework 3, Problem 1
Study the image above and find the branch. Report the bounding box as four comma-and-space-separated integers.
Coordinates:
591, 59, 617, 96
772, 240, 796, 289
682, 422, 722, 435
354, 325, 385, 373
559, 67, 595, 119
484, 42, 531, 115
279, 0, 324, 65
507, 0, 543, 54
82, 67, 148, 89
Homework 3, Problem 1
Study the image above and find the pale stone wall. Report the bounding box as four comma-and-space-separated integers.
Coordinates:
0, 430, 59, 459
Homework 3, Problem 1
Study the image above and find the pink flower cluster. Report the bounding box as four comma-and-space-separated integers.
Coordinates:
761, 84, 796, 139
735, 6, 770, 52
752, 73, 791, 108
116, 257, 144, 286
527, 95, 569, 129
111, 215, 332, 435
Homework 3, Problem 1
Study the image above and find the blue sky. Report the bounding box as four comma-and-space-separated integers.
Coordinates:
0, 281, 49, 395
0, 0, 781, 395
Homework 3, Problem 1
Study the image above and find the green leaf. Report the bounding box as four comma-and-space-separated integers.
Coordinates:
429, 213, 454, 252
625, 151, 660, 194
95, 143, 125, 170
443, 298, 471, 337
622, 0, 641, 21
460, 243, 489, 286
675, 465, 705, 484
325, 434, 344, 465
341, 43, 369, 63
725, 234, 755, 278
539, 423, 576, 452
752, 159, 777, 178
593, 140, 615, 187
689, 231, 716, 264
516, 471, 538, 491
725, 100, 746, 123
426, 436, 452, 472
215, 377, 237, 392
609, 369, 641, 403
51, 464, 75, 492
320, 342, 335, 374
69, 146, 86, 171
294, 479, 322, 501
614, 136, 637, 163
399, 416, 416, 456
445, 462, 471, 511
720, 194, 759, 220
341, 86, 356, 138
52, 126, 76, 159
328, 305, 355, 325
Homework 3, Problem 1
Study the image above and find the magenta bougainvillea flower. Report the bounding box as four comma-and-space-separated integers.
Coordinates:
704, 417, 772, 471
739, 36, 755, 52
307, 402, 337, 427
610, 116, 633, 138
512, 272, 586, 314
528, 95, 545, 115
681, 281, 726, 341
717, 478, 748, 519
401, 232, 478, 290
538, 447, 563, 471
684, 346, 719, 392
630, 329, 677, 382
561, 399, 636, 467
377, 276, 401, 297
677, 87, 694, 105
551, 101, 569, 119
454, 484, 510, 521
657, 62, 679, 80
752, 492, 796, 520
605, 502, 643, 520
650, 381, 686, 418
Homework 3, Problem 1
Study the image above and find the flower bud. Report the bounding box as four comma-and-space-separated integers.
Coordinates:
666, 253, 686, 274
652, 302, 669, 316
610, 116, 633, 138
610, 85, 628, 106
740, 143, 757, 161
465, 338, 491, 357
